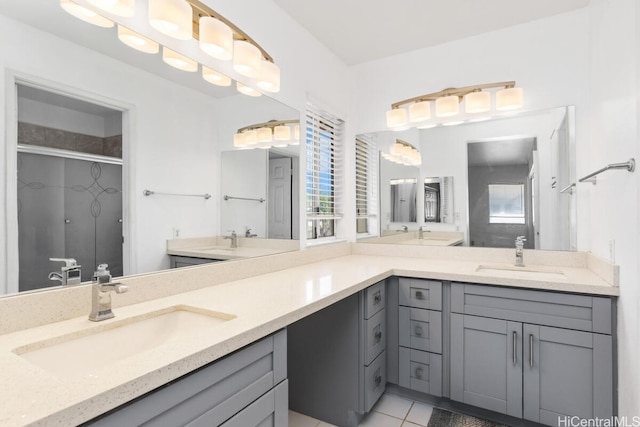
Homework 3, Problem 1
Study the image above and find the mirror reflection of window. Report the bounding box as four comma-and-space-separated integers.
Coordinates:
488, 184, 526, 224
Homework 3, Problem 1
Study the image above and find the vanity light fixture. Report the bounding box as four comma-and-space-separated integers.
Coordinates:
117, 26, 159, 53
61, 0, 281, 96
202, 66, 231, 86
60, 0, 114, 27
236, 82, 262, 97
148, 0, 193, 40
382, 139, 421, 166
162, 47, 198, 72
234, 120, 299, 149
87, 0, 135, 17
386, 81, 523, 130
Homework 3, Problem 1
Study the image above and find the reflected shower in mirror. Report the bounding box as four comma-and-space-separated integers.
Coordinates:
390, 179, 417, 223
16, 84, 123, 293
424, 177, 454, 224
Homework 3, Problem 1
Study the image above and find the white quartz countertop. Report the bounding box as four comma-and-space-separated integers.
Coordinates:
0, 252, 618, 426
167, 245, 291, 260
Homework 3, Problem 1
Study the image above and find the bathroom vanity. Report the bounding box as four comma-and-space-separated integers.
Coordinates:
0, 243, 619, 427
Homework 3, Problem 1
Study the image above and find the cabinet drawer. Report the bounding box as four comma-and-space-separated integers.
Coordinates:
399, 278, 442, 310
364, 351, 386, 412
399, 307, 442, 354
364, 281, 386, 319
86, 330, 287, 427
364, 309, 385, 365
399, 348, 442, 396
216, 380, 288, 427
451, 283, 613, 334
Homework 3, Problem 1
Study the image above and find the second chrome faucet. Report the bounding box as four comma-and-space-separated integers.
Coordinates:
89, 264, 128, 322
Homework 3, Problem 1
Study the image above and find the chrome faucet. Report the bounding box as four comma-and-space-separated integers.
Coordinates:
48, 258, 82, 286
418, 226, 429, 239
89, 264, 128, 321
245, 228, 258, 238
398, 225, 408, 233
224, 231, 238, 248
515, 236, 526, 267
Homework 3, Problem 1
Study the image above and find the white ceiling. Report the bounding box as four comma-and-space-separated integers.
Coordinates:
272, 0, 590, 65
467, 137, 535, 167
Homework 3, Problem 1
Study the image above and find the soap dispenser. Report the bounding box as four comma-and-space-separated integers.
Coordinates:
93, 263, 111, 284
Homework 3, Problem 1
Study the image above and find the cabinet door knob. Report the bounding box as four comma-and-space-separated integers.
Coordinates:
415, 290, 424, 300
374, 374, 382, 386
414, 325, 423, 336
373, 291, 381, 304
374, 330, 382, 343
415, 367, 423, 379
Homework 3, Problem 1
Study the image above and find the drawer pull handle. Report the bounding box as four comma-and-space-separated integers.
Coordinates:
374, 330, 383, 343
373, 291, 382, 304
415, 290, 424, 300
512, 331, 517, 366
415, 367, 423, 379
529, 334, 534, 368
374, 374, 382, 386
414, 325, 423, 336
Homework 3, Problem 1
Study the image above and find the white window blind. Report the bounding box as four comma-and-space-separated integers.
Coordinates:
488, 183, 526, 224
305, 103, 344, 240
355, 134, 378, 234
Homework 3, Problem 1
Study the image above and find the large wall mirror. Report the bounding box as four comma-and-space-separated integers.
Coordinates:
357, 106, 576, 251
0, 2, 301, 296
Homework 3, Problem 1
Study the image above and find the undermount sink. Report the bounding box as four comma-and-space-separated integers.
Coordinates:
198, 246, 234, 252
14, 305, 236, 378
476, 264, 567, 280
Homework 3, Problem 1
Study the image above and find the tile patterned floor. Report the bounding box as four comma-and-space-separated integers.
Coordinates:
289, 393, 434, 427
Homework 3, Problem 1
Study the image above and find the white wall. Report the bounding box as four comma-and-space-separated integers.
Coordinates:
349, 9, 591, 249
587, 0, 640, 417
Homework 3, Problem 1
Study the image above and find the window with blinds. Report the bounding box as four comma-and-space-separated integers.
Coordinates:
355, 135, 378, 234
305, 103, 344, 240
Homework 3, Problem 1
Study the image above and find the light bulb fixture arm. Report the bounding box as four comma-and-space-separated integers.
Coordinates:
237, 119, 299, 133
390, 81, 516, 109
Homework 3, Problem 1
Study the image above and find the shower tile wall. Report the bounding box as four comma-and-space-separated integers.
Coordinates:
18, 122, 122, 158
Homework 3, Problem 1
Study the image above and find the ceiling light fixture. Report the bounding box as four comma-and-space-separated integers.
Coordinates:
87, 0, 135, 17
148, 0, 192, 40
60, 0, 114, 27
386, 81, 523, 130
117, 25, 159, 53
62, 0, 280, 97
382, 139, 422, 166
233, 119, 299, 149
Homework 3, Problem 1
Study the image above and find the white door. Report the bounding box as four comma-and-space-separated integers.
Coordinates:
268, 157, 292, 239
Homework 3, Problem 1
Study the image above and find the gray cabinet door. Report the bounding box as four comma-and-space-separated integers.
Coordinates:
399, 307, 442, 354
523, 325, 613, 424
450, 314, 523, 418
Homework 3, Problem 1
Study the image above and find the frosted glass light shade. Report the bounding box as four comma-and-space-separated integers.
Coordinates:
233, 133, 246, 147
435, 95, 459, 117
236, 82, 261, 97
199, 17, 233, 60
148, 0, 192, 40
87, 0, 135, 17
243, 130, 258, 145
256, 61, 280, 93
117, 26, 159, 54
496, 87, 523, 111
257, 127, 273, 143
409, 101, 431, 122
60, 0, 114, 27
464, 91, 491, 113
386, 108, 408, 128
162, 47, 197, 72
202, 66, 231, 86
274, 125, 291, 141
233, 41, 261, 78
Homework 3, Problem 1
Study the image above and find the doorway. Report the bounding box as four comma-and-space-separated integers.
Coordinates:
14, 83, 124, 292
